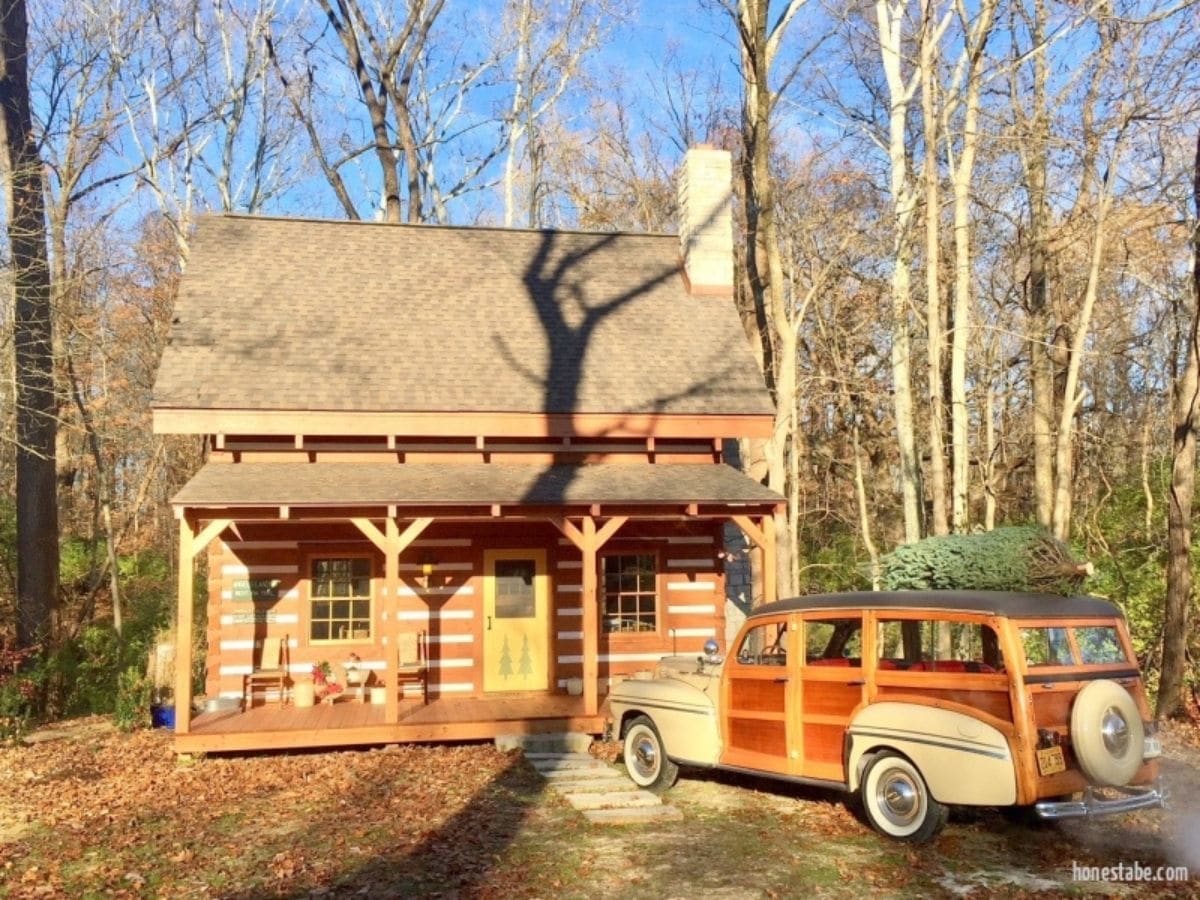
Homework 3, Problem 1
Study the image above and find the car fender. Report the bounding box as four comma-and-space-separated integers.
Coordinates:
847, 702, 1017, 806
608, 677, 720, 766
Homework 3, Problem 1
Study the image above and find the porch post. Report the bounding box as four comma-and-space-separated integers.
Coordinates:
385, 517, 400, 725
175, 514, 195, 735
762, 513, 777, 606
581, 516, 599, 717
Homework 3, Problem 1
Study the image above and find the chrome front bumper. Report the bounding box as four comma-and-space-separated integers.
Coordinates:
1035, 778, 1167, 820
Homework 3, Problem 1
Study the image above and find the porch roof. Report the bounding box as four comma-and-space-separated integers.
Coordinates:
172, 462, 782, 509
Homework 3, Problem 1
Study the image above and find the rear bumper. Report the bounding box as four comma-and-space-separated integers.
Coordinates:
1034, 778, 1167, 820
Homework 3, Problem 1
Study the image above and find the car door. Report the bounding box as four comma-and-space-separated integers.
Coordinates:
798, 613, 867, 782
720, 615, 798, 775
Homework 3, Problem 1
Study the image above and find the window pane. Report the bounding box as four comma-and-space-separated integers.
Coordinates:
352, 600, 370, 621
1075, 626, 1126, 665
737, 622, 787, 665
602, 554, 658, 633
312, 600, 330, 621
311, 621, 329, 641
352, 577, 371, 596
804, 618, 861, 664
495, 559, 536, 619
1021, 627, 1073, 666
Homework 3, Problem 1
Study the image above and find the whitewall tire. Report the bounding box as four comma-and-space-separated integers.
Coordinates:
860, 752, 948, 843
623, 715, 679, 794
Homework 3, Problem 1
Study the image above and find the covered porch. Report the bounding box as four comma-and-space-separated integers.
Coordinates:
179, 692, 601, 754
171, 462, 782, 755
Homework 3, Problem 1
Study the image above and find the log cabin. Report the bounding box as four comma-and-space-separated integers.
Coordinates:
153, 146, 782, 754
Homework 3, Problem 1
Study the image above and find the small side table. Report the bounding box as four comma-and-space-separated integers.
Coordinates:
294, 680, 316, 708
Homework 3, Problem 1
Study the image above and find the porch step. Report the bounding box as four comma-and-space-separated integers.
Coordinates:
529, 753, 610, 773
525, 751, 685, 825
562, 790, 663, 811
496, 732, 593, 754
545, 775, 632, 793
581, 805, 684, 825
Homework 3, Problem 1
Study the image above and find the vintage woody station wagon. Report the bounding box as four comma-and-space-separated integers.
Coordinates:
154, 147, 787, 754
608, 591, 1165, 842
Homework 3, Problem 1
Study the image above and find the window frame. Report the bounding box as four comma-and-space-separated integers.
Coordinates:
599, 549, 663, 638
305, 551, 376, 646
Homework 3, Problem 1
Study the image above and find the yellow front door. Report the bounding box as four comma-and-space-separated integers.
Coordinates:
483, 550, 549, 692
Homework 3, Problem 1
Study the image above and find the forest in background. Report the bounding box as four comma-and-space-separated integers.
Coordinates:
0, 0, 1198, 730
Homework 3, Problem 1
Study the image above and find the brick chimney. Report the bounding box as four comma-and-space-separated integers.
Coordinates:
678, 145, 734, 294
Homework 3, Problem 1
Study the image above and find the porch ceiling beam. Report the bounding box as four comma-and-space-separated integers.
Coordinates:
350, 517, 390, 554
394, 516, 434, 555
190, 517, 233, 560
593, 515, 628, 551
176, 503, 783, 524
549, 516, 586, 551
730, 514, 767, 550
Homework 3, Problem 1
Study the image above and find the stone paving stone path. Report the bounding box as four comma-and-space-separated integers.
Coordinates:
525, 751, 684, 824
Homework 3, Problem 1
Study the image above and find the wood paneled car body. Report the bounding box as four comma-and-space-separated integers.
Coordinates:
607, 592, 1165, 841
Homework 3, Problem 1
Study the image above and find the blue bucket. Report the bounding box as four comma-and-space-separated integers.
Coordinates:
151, 705, 176, 729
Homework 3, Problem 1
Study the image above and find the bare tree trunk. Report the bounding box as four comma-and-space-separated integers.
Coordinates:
920, 0, 948, 536
733, 0, 806, 598
1, 0, 59, 649
949, 0, 996, 532
1158, 131, 1200, 720
1050, 139, 1121, 541
853, 425, 881, 589
1015, 0, 1056, 528
877, 0, 926, 543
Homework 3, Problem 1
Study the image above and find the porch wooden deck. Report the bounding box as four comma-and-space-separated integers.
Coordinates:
176, 693, 606, 754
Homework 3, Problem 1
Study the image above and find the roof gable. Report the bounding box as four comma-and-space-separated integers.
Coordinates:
152, 215, 774, 419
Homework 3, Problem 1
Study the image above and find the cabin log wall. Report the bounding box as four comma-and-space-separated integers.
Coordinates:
203, 519, 727, 705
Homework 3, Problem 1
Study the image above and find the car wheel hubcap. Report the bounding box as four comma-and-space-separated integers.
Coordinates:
1101, 706, 1130, 757
877, 770, 921, 827
632, 733, 658, 779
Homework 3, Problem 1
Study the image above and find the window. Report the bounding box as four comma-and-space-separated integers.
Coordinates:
494, 559, 537, 619
805, 618, 863, 666
1074, 626, 1127, 665
877, 618, 1002, 672
602, 554, 657, 633
736, 621, 788, 666
310, 557, 372, 642
1020, 626, 1072, 667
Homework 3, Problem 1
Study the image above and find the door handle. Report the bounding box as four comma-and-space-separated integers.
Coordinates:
773, 677, 789, 684
487, 616, 492, 631
848, 680, 865, 686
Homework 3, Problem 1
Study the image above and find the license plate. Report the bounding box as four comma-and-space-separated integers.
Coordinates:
1037, 745, 1066, 776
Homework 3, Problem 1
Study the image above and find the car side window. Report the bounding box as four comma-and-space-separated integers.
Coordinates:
736, 621, 788, 666
877, 618, 1003, 672
1021, 626, 1073, 667
804, 617, 863, 667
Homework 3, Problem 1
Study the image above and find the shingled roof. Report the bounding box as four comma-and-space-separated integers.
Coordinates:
172, 462, 784, 508
152, 215, 773, 417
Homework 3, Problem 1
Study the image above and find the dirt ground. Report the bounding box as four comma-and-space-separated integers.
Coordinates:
0, 718, 1196, 898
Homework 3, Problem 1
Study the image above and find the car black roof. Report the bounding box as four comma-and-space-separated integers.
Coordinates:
748, 591, 1122, 620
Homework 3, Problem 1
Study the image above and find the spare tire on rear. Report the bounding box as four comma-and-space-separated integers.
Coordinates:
1070, 679, 1144, 787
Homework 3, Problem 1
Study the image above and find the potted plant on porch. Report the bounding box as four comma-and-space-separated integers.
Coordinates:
312, 661, 343, 704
